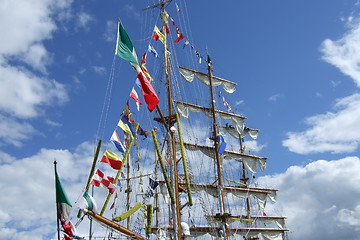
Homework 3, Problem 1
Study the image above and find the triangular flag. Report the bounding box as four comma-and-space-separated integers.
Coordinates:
118, 115, 136, 136
110, 130, 126, 153
130, 88, 142, 111
147, 44, 159, 58
174, 27, 185, 43
100, 150, 123, 170
115, 22, 139, 65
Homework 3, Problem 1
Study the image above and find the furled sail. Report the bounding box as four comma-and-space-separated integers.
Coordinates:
175, 101, 246, 135
179, 66, 237, 94
181, 142, 267, 173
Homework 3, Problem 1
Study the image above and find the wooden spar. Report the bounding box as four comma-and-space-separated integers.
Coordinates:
100, 124, 138, 216
174, 100, 247, 119
207, 57, 228, 240
180, 141, 267, 160
77, 140, 102, 219
240, 133, 251, 219
125, 142, 131, 229
176, 113, 193, 206
150, 226, 288, 235
84, 209, 148, 240
85, 140, 102, 193
161, 3, 182, 239
151, 129, 175, 204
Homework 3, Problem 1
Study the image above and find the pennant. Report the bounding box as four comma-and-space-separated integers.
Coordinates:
149, 178, 159, 190
195, 50, 202, 64
118, 116, 136, 136
110, 192, 118, 210
217, 133, 227, 154
137, 71, 159, 112
83, 192, 98, 213
175, 3, 181, 12
110, 130, 126, 153
152, 25, 165, 44
174, 27, 185, 43
183, 41, 190, 49
137, 126, 150, 138
130, 88, 142, 111
147, 44, 159, 58
91, 169, 116, 194
115, 22, 138, 65
100, 150, 123, 170
222, 96, 232, 112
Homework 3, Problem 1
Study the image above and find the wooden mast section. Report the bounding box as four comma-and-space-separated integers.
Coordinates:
144, 1, 182, 239
207, 57, 229, 240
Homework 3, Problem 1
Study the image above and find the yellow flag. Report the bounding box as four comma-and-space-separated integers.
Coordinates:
153, 25, 165, 44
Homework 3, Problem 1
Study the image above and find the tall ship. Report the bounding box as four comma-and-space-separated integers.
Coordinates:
55, 1, 288, 240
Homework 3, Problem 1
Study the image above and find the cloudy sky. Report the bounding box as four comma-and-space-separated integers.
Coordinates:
1, 0, 360, 240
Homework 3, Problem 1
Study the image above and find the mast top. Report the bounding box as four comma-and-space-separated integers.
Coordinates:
143, 0, 172, 11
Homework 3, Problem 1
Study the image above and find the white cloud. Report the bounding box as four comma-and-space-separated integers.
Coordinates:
258, 156, 360, 240
104, 20, 117, 42
268, 94, 281, 102
0, 64, 69, 119
283, 93, 360, 154
76, 11, 94, 31
0, 142, 94, 240
0, 0, 72, 146
0, 114, 37, 147
92, 66, 107, 75
321, 19, 360, 87
283, 16, 360, 154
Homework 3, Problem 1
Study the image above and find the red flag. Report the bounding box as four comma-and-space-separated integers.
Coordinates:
151, 33, 159, 41
100, 150, 123, 170
174, 27, 185, 43
137, 71, 159, 112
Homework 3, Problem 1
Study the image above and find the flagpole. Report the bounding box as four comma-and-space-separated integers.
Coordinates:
54, 160, 61, 240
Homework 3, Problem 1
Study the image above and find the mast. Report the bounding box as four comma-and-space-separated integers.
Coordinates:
207, 57, 228, 239
161, 3, 183, 239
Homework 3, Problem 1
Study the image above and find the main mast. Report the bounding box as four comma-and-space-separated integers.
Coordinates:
161, 1, 182, 239
207, 57, 229, 239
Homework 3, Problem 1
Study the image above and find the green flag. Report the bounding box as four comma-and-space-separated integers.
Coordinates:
115, 22, 139, 65
55, 171, 72, 222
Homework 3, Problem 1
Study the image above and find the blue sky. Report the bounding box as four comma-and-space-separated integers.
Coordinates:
1, 0, 360, 240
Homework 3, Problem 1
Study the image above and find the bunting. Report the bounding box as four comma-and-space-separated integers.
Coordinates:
136, 70, 159, 112
152, 25, 165, 44
110, 130, 126, 153
118, 115, 136, 136
147, 44, 159, 58
90, 169, 116, 194
100, 150, 123, 170
130, 88, 142, 111
174, 26, 185, 43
